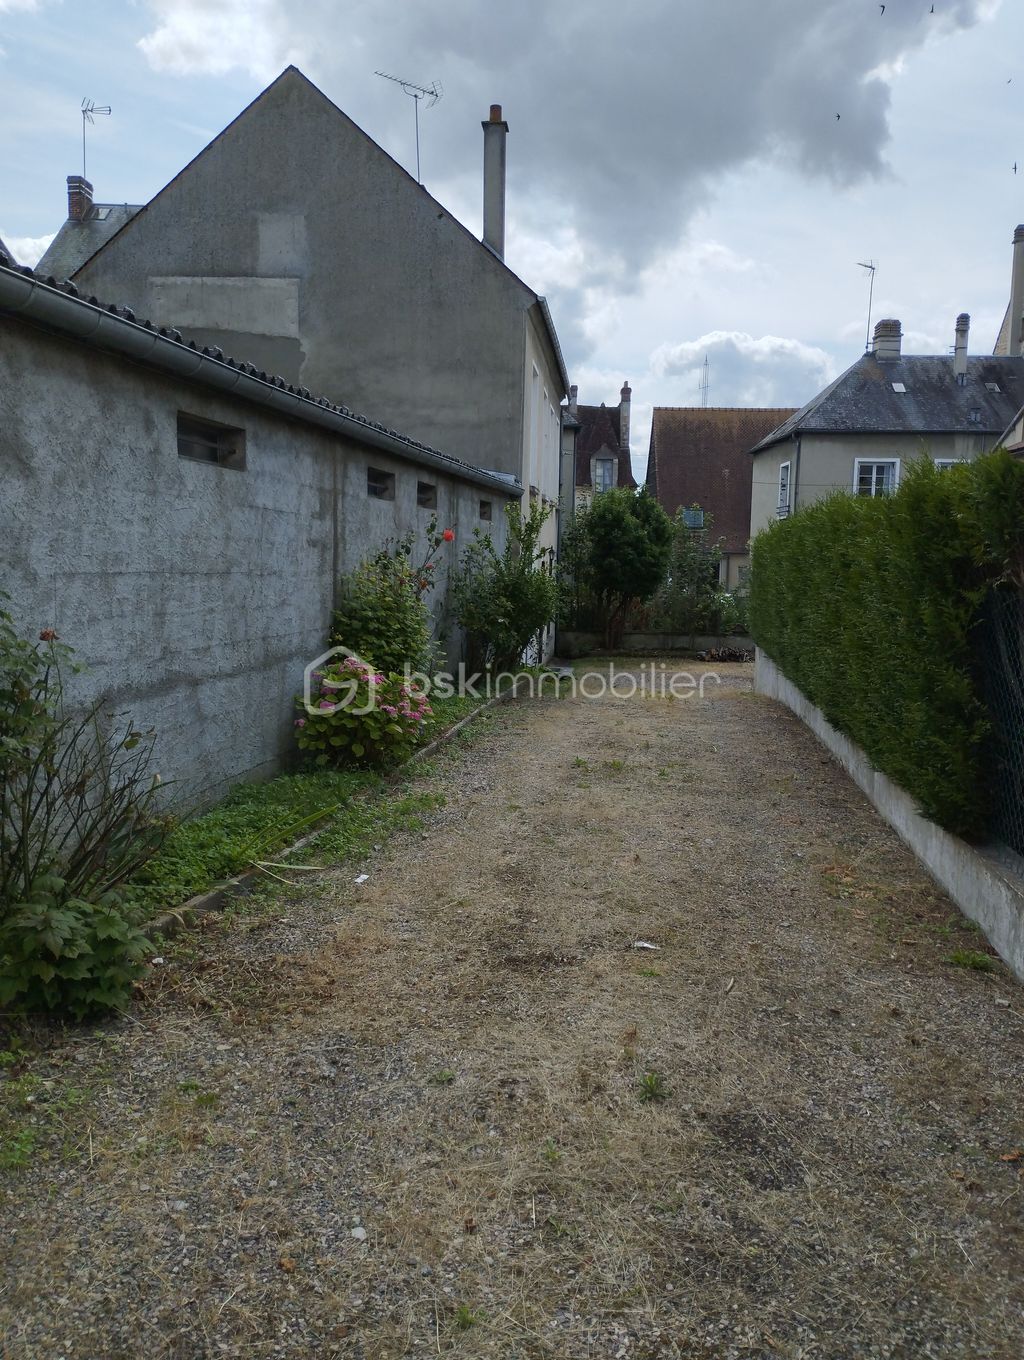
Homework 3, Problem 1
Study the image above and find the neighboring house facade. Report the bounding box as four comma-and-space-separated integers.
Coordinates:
0, 252, 518, 803
646, 406, 796, 589
560, 382, 637, 518
62, 70, 568, 568
749, 316, 1024, 541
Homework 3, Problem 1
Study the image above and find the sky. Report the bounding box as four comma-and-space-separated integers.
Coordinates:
2, 0, 1023, 480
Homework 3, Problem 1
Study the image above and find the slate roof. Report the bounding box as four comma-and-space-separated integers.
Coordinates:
574, 403, 636, 488
37, 202, 143, 282
750, 353, 1024, 454
0, 249, 519, 494
646, 407, 797, 555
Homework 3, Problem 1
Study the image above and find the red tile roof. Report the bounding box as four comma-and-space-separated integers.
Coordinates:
574, 403, 636, 488
646, 407, 795, 554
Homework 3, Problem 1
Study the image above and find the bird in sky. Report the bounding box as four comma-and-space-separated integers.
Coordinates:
1014, 163, 1018, 175
836, 113, 841, 120
880, 3, 885, 13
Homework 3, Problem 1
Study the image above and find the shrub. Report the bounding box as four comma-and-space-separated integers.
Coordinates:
451, 501, 558, 673
330, 516, 455, 674
0, 606, 166, 1018
295, 654, 432, 767
645, 506, 742, 637
749, 452, 1024, 838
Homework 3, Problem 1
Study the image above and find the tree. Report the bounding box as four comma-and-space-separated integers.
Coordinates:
653, 506, 728, 639
583, 489, 673, 646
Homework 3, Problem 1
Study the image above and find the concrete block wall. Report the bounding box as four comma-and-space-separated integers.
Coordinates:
1, 320, 514, 806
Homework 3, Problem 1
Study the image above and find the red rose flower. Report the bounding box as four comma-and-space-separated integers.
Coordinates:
39, 628, 58, 642
442, 528, 455, 542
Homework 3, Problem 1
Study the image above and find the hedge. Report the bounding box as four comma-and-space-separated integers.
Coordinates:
749, 451, 1024, 839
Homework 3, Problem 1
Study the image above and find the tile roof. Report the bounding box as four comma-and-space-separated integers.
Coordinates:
36, 202, 143, 283
750, 353, 1024, 453
573, 402, 636, 488
646, 407, 797, 555
0, 250, 520, 495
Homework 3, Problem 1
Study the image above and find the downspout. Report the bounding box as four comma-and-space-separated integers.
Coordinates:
793, 434, 802, 512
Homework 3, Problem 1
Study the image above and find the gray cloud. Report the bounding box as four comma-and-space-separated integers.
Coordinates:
652, 330, 837, 407
139, 0, 993, 266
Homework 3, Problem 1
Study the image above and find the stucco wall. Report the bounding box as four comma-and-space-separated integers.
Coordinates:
1, 319, 513, 806
74, 71, 566, 500
750, 431, 997, 540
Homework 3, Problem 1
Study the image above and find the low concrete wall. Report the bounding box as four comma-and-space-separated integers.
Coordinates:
755, 648, 1024, 984
559, 630, 753, 658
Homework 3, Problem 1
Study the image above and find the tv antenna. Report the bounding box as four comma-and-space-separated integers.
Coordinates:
81, 98, 111, 181
699, 353, 710, 408
374, 71, 442, 183
857, 260, 877, 352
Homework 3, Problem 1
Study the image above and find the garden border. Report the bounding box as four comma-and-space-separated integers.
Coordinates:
755, 647, 1024, 983
142, 682, 523, 942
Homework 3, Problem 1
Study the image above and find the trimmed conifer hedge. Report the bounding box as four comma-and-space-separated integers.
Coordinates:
749, 451, 1024, 839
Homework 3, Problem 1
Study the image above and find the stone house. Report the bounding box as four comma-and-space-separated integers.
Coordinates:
645, 406, 796, 589
0, 251, 518, 803
559, 382, 637, 520
47, 68, 568, 571
749, 316, 1024, 541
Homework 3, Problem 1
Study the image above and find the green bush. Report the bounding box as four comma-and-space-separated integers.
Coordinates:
749, 452, 1024, 837
296, 654, 432, 767
0, 605, 166, 1019
331, 517, 457, 674
451, 501, 559, 673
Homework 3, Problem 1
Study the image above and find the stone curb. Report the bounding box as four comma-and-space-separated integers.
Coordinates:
142, 680, 522, 942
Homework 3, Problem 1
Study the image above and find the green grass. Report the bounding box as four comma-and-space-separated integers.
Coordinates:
637, 1071, 669, 1103
947, 948, 997, 973
123, 693, 486, 917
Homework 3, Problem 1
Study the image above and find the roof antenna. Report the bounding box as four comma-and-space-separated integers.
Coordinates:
81, 98, 111, 181
699, 353, 710, 408
374, 71, 443, 184
857, 260, 877, 352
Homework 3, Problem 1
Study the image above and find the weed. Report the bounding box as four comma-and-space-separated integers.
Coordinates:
639, 968, 661, 978
428, 1069, 456, 1086
604, 759, 625, 773
0, 1127, 36, 1170
637, 1071, 669, 1103
573, 757, 589, 770
541, 1137, 562, 1164
453, 1304, 482, 1331
947, 949, 996, 973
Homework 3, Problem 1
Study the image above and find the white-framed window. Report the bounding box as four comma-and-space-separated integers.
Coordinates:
594, 458, 616, 493
934, 458, 967, 471
853, 458, 899, 497
778, 460, 791, 517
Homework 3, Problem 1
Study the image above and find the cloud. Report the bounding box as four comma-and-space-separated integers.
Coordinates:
138, 0, 300, 80
136, 0, 994, 270
0, 0, 42, 10
651, 331, 837, 408
1, 232, 55, 266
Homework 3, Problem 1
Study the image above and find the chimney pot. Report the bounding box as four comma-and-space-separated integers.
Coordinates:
481, 104, 509, 260
66, 175, 93, 223
1009, 227, 1024, 356
568, 383, 578, 414
872, 318, 902, 360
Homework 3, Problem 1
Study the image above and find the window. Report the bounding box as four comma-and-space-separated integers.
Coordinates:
177, 413, 245, 469
479, 499, 492, 521
986, 382, 1002, 393
854, 458, 899, 497
934, 458, 966, 471
682, 508, 705, 529
777, 460, 791, 518
594, 458, 616, 493
891, 382, 907, 393
367, 467, 395, 499
417, 480, 437, 509
968, 408, 982, 424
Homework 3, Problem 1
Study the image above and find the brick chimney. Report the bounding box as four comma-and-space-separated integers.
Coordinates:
954, 313, 970, 383
481, 104, 508, 260
619, 381, 632, 451
872, 319, 902, 360
67, 175, 94, 223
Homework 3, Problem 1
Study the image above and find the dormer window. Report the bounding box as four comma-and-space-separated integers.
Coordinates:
594, 458, 615, 494
891, 382, 906, 393
986, 382, 1001, 393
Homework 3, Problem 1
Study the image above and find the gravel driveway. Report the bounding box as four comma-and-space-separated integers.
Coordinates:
2, 660, 1022, 1359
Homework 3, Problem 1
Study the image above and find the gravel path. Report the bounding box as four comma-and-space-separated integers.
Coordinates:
2, 661, 1023, 1359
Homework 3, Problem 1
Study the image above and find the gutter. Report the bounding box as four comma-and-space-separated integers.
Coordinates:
0, 261, 523, 498
536, 295, 571, 399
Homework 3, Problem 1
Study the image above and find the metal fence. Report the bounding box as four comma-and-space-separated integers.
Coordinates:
981, 587, 1024, 858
